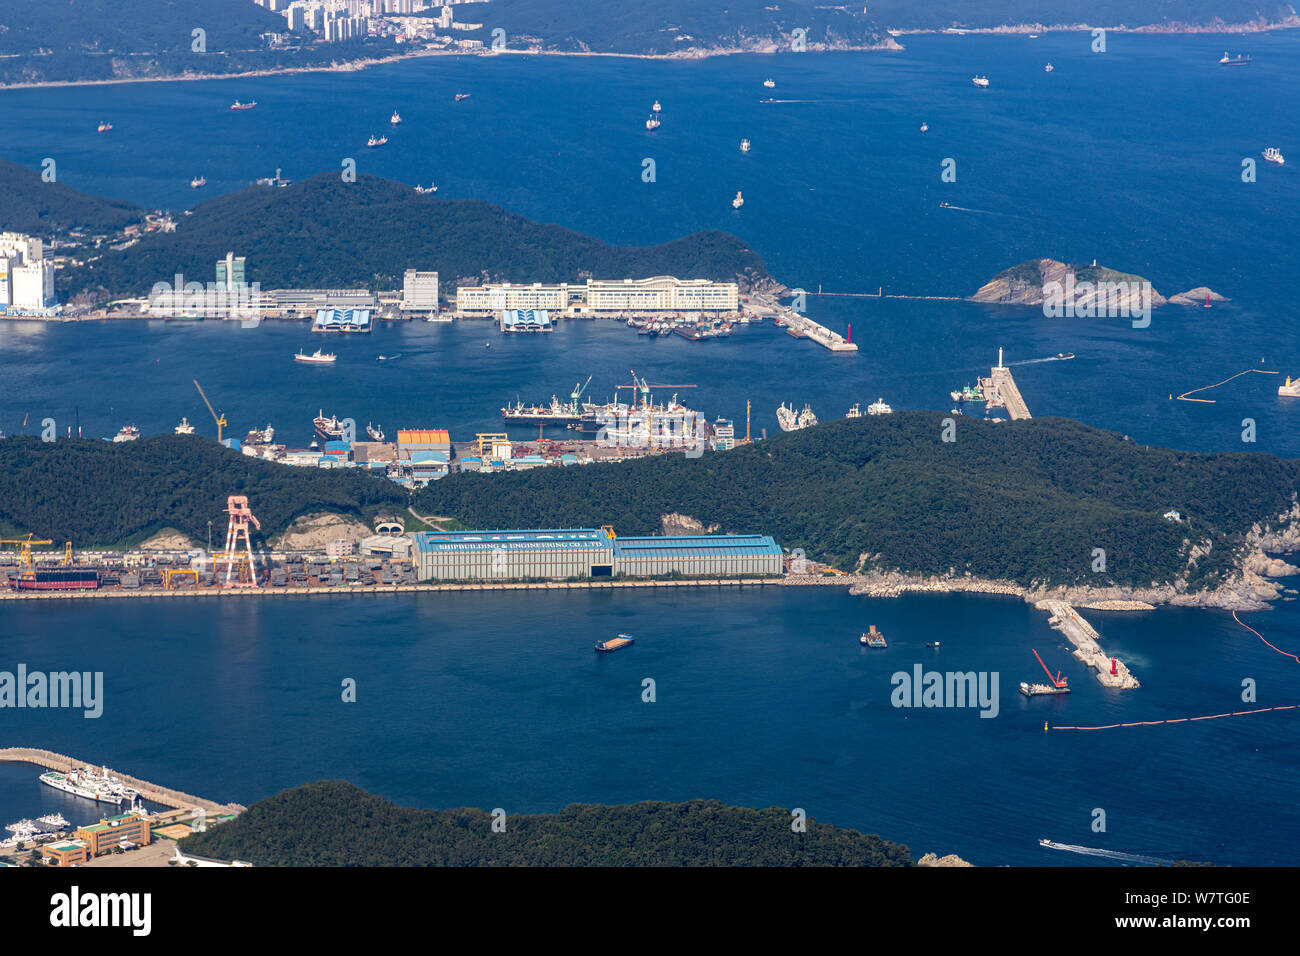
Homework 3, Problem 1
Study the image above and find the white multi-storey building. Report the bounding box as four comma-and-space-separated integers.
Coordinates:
584, 276, 739, 312
401, 270, 440, 311
0, 232, 56, 311
456, 282, 572, 313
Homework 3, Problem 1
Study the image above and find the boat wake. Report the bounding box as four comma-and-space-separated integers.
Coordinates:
1009, 355, 1070, 366
1039, 841, 1174, 865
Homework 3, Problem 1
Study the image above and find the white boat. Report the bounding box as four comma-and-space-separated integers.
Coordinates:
455, 92, 471, 102
190, 176, 206, 188
1044, 62, 1054, 73
920, 122, 929, 132
390, 110, 402, 125
732, 191, 744, 209
867, 398, 893, 415
414, 183, 438, 194
40, 767, 140, 807
96, 122, 112, 133
763, 78, 775, 89
112, 425, 140, 442
651, 100, 662, 112
972, 75, 990, 88
1279, 376, 1300, 397
367, 134, 388, 148
740, 138, 751, 152
1263, 146, 1285, 165
174, 417, 196, 435
295, 348, 337, 364
646, 115, 661, 131
366, 423, 385, 442
37, 814, 69, 829
846, 403, 862, 418
796, 405, 818, 428
1219, 52, 1251, 66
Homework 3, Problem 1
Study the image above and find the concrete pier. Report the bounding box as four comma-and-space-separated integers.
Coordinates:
979, 348, 1031, 420
0, 748, 244, 814
1039, 600, 1140, 689
780, 310, 858, 352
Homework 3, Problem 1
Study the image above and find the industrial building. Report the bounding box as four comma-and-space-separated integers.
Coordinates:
412, 527, 783, 581
500, 309, 552, 332
313, 308, 373, 332
0, 231, 57, 312
401, 269, 440, 312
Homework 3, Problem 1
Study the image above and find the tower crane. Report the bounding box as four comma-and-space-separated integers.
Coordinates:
569, 375, 593, 412
193, 379, 228, 443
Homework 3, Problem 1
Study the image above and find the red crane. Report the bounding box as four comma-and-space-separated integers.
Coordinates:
1032, 648, 1068, 688
220, 494, 262, 588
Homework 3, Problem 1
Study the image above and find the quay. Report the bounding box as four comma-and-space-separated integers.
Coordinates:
779, 308, 858, 352
1039, 600, 1140, 689
0, 748, 245, 814
979, 347, 1032, 420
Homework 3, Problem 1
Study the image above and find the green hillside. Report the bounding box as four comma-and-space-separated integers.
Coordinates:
0, 156, 146, 235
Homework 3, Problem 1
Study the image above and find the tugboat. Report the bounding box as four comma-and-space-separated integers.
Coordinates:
732, 190, 744, 209
595, 633, 635, 653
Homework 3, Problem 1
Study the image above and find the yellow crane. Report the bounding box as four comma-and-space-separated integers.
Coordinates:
0, 535, 55, 572
193, 379, 228, 442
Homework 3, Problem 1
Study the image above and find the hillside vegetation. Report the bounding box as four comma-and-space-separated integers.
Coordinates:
62, 173, 769, 299
0, 157, 146, 235
179, 781, 913, 866
414, 414, 1300, 589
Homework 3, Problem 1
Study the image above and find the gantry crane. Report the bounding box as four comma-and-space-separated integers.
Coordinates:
193, 379, 228, 443
0, 535, 55, 572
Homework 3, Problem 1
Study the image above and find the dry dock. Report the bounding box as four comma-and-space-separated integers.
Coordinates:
0, 748, 245, 814
1039, 601, 1140, 689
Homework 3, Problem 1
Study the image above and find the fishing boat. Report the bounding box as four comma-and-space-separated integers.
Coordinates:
972, 75, 990, 88
740, 138, 751, 152
652, 100, 662, 112
97, 122, 112, 133
230, 100, 257, 110
366, 423, 385, 442
646, 115, 661, 131
1044, 62, 1054, 73
367, 134, 388, 148
846, 403, 862, 418
295, 348, 337, 364
1263, 146, 1285, 165
190, 176, 206, 188
174, 417, 196, 435
595, 633, 635, 653
414, 183, 438, 194
920, 122, 929, 132
455, 93, 471, 102
763, 78, 776, 89
732, 191, 744, 209
390, 110, 403, 125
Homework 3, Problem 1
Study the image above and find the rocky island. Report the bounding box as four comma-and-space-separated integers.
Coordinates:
971, 258, 1227, 310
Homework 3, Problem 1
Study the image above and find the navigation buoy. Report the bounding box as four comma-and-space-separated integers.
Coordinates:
1043, 721, 1049, 732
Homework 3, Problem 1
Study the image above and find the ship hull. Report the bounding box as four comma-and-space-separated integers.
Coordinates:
11, 571, 99, 591
40, 773, 133, 805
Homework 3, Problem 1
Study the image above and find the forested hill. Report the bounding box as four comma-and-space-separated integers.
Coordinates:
179, 781, 914, 866
0, 156, 146, 236
62, 173, 769, 299
415, 413, 1300, 589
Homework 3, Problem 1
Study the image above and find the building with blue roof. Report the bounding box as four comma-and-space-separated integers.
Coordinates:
499, 309, 552, 332
412, 527, 782, 581
313, 308, 372, 333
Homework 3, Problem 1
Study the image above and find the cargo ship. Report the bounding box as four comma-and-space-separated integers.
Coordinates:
112, 425, 140, 442
1219, 52, 1251, 66
502, 396, 580, 426
867, 398, 893, 416
595, 634, 635, 653
314, 410, 346, 443
10, 567, 99, 591
39, 767, 139, 807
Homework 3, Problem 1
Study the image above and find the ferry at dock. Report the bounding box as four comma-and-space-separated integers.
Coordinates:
40, 767, 140, 808
595, 634, 635, 653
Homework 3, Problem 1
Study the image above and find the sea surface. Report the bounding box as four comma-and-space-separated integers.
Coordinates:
2, 34, 1299, 864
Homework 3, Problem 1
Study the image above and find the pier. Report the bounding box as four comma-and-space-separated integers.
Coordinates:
1039, 601, 1140, 689
0, 748, 245, 814
979, 348, 1032, 420
779, 309, 858, 352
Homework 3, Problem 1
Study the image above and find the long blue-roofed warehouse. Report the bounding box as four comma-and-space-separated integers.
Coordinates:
412, 528, 783, 581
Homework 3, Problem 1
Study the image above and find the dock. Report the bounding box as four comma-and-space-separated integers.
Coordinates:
979, 347, 1031, 420
779, 309, 858, 352
0, 748, 245, 814
1039, 601, 1140, 689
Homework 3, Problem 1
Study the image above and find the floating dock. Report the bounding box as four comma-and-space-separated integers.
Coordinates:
979, 348, 1032, 420
1039, 601, 1140, 689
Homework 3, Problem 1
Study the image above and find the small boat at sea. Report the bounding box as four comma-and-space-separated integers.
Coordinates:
1044, 62, 1054, 73
920, 122, 929, 132
190, 176, 206, 188
97, 122, 112, 133
367, 134, 388, 148
230, 100, 257, 111
740, 138, 751, 152
1263, 146, 1285, 165
732, 191, 744, 209
763, 78, 776, 89
174, 417, 196, 435
595, 633, 635, 653
939, 201, 952, 208
390, 110, 403, 125
295, 348, 337, 364
1056, 351, 1074, 360
972, 75, 990, 88
1219, 51, 1251, 66
455, 93, 471, 102
646, 115, 661, 131
652, 100, 662, 113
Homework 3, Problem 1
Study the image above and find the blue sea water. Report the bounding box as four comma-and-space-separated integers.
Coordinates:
1, 33, 1299, 864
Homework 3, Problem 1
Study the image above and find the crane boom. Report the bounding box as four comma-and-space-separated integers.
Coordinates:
192, 379, 227, 442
